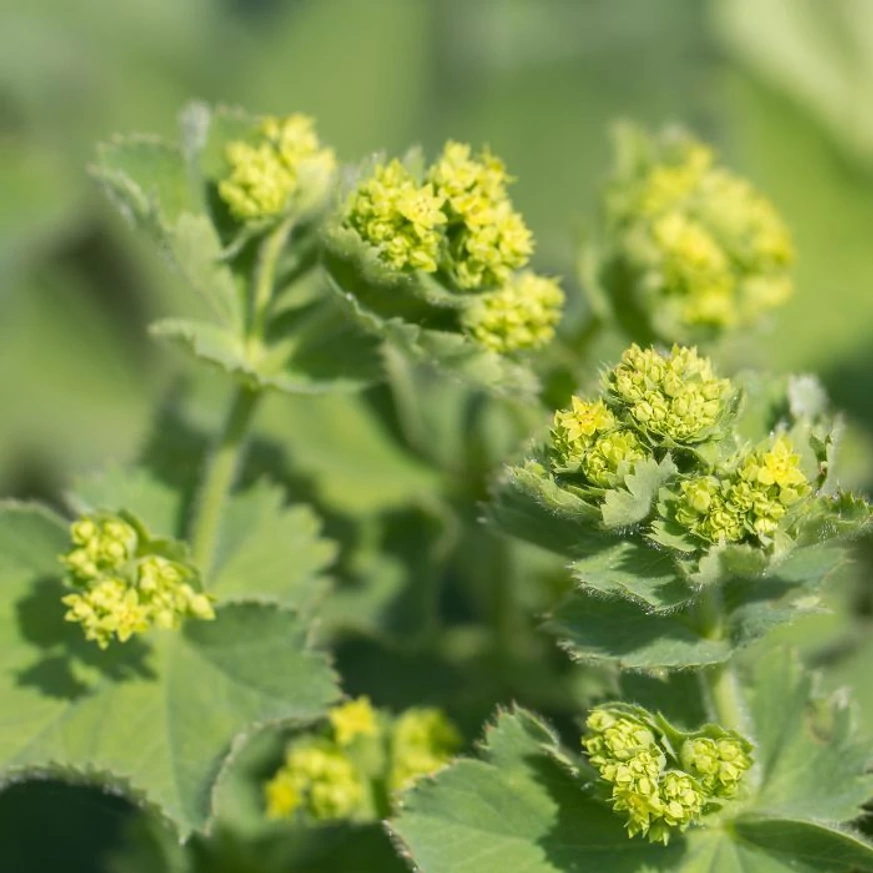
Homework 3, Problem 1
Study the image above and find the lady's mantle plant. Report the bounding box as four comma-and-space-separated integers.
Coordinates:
0, 100, 871, 873
323, 140, 565, 394
584, 123, 795, 344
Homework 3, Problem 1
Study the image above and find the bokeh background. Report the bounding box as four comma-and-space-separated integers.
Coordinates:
2, 0, 873, 869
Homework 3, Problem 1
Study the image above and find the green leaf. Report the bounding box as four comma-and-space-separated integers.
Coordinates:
678, 821, 873, 872
391, 707, 680, 873
601, 455, 677, 529
745, 651, 873, 822
549, 540, 847, 671
95, 139, 244, 331
393, 656, 873, 872
547, 593, 730, 670
151, 296, 383, 395
324, 235, 541, 399
0, 504, 340, 835
570, 542, 693, 612
210, 482, 336, 610
487, 461, 611, 558
257, 391, 441, 516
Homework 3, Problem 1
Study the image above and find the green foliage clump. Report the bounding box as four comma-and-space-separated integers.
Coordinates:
2, 94, 873, 873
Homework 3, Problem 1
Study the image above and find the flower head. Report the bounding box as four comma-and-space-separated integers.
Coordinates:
61, 515, 137, 584
605, 127, 794, 337
346, 160, 446, 272
461, 272, 564, 353
552, 398, 617, 472
329, 696, 379, 747
681, 735, 753, 799
265, 738, 366, 822
672, 434, 812, 544
583, 705, 751, 844
429, 141, 533, 289
581, 429, 648, 489
606, 344, 732, 443
59, 513, 214, 649
390, 707, 461, 793
219, 114, 335, 222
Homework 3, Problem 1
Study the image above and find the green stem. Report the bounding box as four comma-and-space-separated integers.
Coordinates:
190, 384, 261, 577
694, 586, 748, 734
248, 215, 295, 353
189, 216, 294, 575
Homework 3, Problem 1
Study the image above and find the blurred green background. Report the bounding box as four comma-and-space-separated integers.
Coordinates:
3, 0, 873, 869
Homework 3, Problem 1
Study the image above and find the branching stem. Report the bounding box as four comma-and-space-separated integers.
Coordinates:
191, 217, 292, 576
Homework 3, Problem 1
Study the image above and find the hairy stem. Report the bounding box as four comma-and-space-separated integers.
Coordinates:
694, 585, 748, 734
249, 215, 295, 352
191, 218, 291, 575
190, 383, 261, 577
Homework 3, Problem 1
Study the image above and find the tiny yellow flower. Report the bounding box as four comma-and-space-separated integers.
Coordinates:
429, 141, 533, 290
346, 160, 446, 272
329, 697, 379, 746
552, 398, 617, 472
268, 738, 366, 822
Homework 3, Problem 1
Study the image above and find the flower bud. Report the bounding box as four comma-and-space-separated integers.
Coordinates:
601, 126, 794, 340
59, 513, 214, 648
581, 429, 648, 489
606, 344, 732, 443
583, 704, 752, 843
346, 159, 446, 273
461, 272, 564, 353
219, 114, 336, 222
265, 738, 366, 822
551, 398, 617, 473
680, 734, 753, 799
428, 141, 533, 290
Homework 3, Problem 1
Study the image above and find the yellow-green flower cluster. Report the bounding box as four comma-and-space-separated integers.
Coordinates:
346, 160, 447, 272
265, 737, 366, 822
329, 695, 380, 747
460, 272, 564, 353
346, 141, 533, 291
583, 706, 751, 844
219, 114, 336, 222
675, 434, 811, 543
59, 514, 214, 649
264, 698, 460, 822
550, 345, 732, 494
608, 128, 794, 335
428, 141, 533, 290
389, 707, 462, 793
680, 735, 753, 799
606, 344, 732, 443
